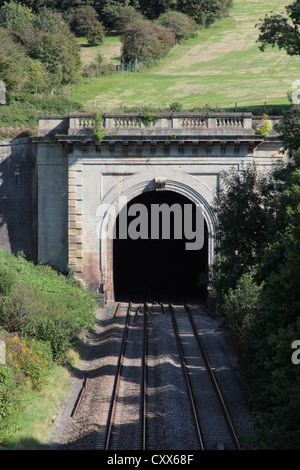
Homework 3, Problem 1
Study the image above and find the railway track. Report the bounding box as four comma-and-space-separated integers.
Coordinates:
95, 302, 146, 450
96, 301, 241, 450
170, 303, 241, 450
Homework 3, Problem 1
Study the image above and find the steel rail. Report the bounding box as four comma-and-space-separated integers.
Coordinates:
184, 303, 241, 450
141, 303, 148, 450
104, 302, 131, 450
169, 303, 205, 450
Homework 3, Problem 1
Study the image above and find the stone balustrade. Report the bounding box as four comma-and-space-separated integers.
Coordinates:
38, 112, 282, 137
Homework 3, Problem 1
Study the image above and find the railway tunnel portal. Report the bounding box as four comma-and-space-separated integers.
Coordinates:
113, 190, 208, 304
36, 112, 285, 305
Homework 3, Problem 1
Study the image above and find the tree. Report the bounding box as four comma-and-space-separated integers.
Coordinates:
0, 0, 35, 33
211, 107, 300, 448
71, 5, 99, 35
257, 0, 300, 56
114, 5, 144, 33
210, 163, 283, 302
121, 19, 175, 65
0, 27, 47, 97
137, 0, 177, 20
245, 162, 300, 449
86, 19, 106, 45
275, 103, 300, 157
70, 5, 105, 45
134, 0, 232, 24
0, 3, 81, 89
157, 10, 198, 42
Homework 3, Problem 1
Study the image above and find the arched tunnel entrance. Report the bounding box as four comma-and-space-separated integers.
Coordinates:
113, 190, 208, 304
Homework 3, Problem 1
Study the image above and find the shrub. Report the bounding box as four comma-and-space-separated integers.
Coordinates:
255, 113, 271, 136
31, 318, 73, 364
222, 269, 262, 348
157, 10, 198, 42
102, 3, 143, 30
121, 19, 175, 66
137, 0, 178, 20
141, 111, 160, 127
169, 101, 183, 112
83, 53, 117, 78
0, 294, 29, 333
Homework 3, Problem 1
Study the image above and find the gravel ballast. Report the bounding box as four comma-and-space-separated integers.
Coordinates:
50, 303, 256, 450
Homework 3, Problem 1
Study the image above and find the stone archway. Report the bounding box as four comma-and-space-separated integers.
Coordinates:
98, 170, 216, 303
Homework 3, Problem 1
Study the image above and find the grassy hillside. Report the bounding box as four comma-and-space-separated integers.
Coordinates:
0, 250, 98, 448
71, 0, 299, 111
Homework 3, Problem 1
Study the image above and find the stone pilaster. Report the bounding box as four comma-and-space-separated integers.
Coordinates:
68, 163, 84, 280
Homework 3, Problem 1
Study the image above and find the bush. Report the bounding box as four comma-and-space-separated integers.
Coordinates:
255, 113, 271, 136
83, 53, 117, 78
169, 102, 183, 112
157, 10, 198, 42
121, 19, 175, 66
222, 269, 262, 349
31, 318, 73, 364
0, 292, 30, 333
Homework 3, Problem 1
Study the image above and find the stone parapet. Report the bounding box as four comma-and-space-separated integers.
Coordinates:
38, 113, 282, 137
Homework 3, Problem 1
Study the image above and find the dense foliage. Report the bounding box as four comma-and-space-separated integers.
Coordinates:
121, 19, 175, 66
211, 104, 300, 449
71, 5, 105, 45
0, 1, 81, 98
7, 0, 233, 26
0, 249, 98, 440
211, 163, 284, 303
157, 10, 198, 42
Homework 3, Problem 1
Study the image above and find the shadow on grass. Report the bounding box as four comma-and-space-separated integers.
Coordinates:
224, 103, 290, 115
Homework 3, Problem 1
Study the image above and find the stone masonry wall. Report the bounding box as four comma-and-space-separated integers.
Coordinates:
0, 138, 37, 261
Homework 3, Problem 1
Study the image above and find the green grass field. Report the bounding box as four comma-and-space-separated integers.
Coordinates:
72, 0, 299, 112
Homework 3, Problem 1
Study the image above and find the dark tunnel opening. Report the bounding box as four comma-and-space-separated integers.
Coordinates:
113, 190, 208, 304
